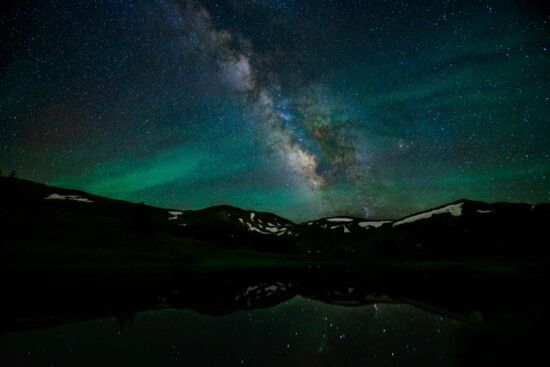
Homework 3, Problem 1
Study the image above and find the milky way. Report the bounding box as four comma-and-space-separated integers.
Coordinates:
179, 1, 367, 201
1, 0, 548, 221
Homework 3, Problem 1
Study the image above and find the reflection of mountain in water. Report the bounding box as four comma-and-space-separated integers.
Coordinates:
3, 265, 549, 334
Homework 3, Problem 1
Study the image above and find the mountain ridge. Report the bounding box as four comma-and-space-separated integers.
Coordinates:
6, 177, 544, 223
1, 177, 549, 263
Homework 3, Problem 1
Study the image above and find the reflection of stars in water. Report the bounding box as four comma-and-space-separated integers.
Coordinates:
0, 296, 470, 365
374, 303, 381, 318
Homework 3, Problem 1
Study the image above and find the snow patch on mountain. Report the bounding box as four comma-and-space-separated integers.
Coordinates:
167, 211, 183, 220
326, 218, 354, 222
358, 221, 391, 228
393, 203, 464, 226
242, 214, 292, 236
246, 224, 266, 234
44, 193, 93, 203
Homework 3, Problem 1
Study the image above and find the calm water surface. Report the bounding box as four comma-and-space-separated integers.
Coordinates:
1, 296, 471, 367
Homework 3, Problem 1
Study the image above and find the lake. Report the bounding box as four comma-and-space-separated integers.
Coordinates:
1, 296, 476, 366
1, 265, 548, 366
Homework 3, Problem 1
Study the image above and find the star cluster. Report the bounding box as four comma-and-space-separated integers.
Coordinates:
1, 0, 548, 221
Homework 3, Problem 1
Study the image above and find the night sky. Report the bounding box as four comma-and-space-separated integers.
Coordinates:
1, 0, 549, 221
